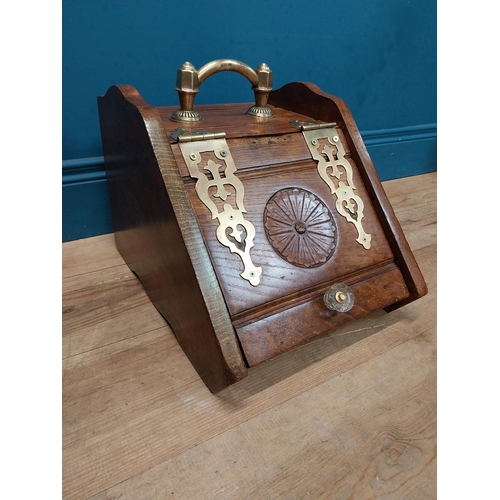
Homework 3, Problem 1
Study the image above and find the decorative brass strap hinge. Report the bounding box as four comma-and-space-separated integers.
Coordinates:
172, 128, 262, 286
291, 120, 372, 249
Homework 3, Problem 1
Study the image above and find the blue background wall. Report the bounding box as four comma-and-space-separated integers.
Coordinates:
62, 0, 436, 241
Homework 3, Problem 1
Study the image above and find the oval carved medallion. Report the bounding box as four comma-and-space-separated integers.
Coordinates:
264, 188, 337, 268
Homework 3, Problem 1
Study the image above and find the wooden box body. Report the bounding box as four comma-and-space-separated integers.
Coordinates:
98, 82, 427, 392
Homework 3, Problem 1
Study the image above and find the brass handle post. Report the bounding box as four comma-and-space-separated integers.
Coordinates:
170, 59, 274, 122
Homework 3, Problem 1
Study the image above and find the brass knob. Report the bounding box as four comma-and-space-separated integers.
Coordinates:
323, 283, 354, 312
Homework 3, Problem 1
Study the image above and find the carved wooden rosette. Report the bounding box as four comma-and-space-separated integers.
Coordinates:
301, 127, 372, 249
264, 188, 337, 268
179, 140, 262, 286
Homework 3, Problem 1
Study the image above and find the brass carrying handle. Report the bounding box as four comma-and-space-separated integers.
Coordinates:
170, 59, 274, 122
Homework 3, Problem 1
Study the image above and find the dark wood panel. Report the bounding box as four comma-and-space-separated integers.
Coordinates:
184, 151, 395, 317
237, 265, 410, 366
171, 132, 311, 178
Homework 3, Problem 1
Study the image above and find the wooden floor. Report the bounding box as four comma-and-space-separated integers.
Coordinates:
62, 172, 436, 500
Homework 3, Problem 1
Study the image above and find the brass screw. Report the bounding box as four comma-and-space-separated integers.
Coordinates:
189, 153, 197, 161
335, 291, 346, 303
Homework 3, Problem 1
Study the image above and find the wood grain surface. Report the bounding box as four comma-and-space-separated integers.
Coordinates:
98, 83, 426, 383
98, 85, 248, 392
62, 172, 436, 500
269, 83, 428, 307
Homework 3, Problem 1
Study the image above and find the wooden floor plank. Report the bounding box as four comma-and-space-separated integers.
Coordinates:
62, 265, 167, 358
62, 173, 437, 500
383, 172, 437, 215
62, 234, 122, 279
62, 287, 435, 499
90, 328, 436, 500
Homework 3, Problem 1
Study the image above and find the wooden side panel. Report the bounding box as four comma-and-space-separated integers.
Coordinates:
268, 82, 428, 306
97, 85, 247, 392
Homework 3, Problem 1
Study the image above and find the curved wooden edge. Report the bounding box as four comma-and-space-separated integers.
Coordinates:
269, 82, 428, 306
98, 85, 247, 392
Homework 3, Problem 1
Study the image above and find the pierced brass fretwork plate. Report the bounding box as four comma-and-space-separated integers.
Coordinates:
295, 122, 372, 249
177, 134, 262, 286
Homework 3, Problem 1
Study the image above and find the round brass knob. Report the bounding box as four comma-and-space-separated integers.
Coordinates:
323, 283, 354, 312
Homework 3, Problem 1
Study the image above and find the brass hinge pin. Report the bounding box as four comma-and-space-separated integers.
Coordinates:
171, 128, 226, 143
289, 120, 337, 131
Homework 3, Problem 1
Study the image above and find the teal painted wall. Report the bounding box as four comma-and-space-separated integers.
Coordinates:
62, 0, 436, 241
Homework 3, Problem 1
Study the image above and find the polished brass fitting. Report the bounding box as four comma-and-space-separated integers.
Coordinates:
170, 59, 274, 122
